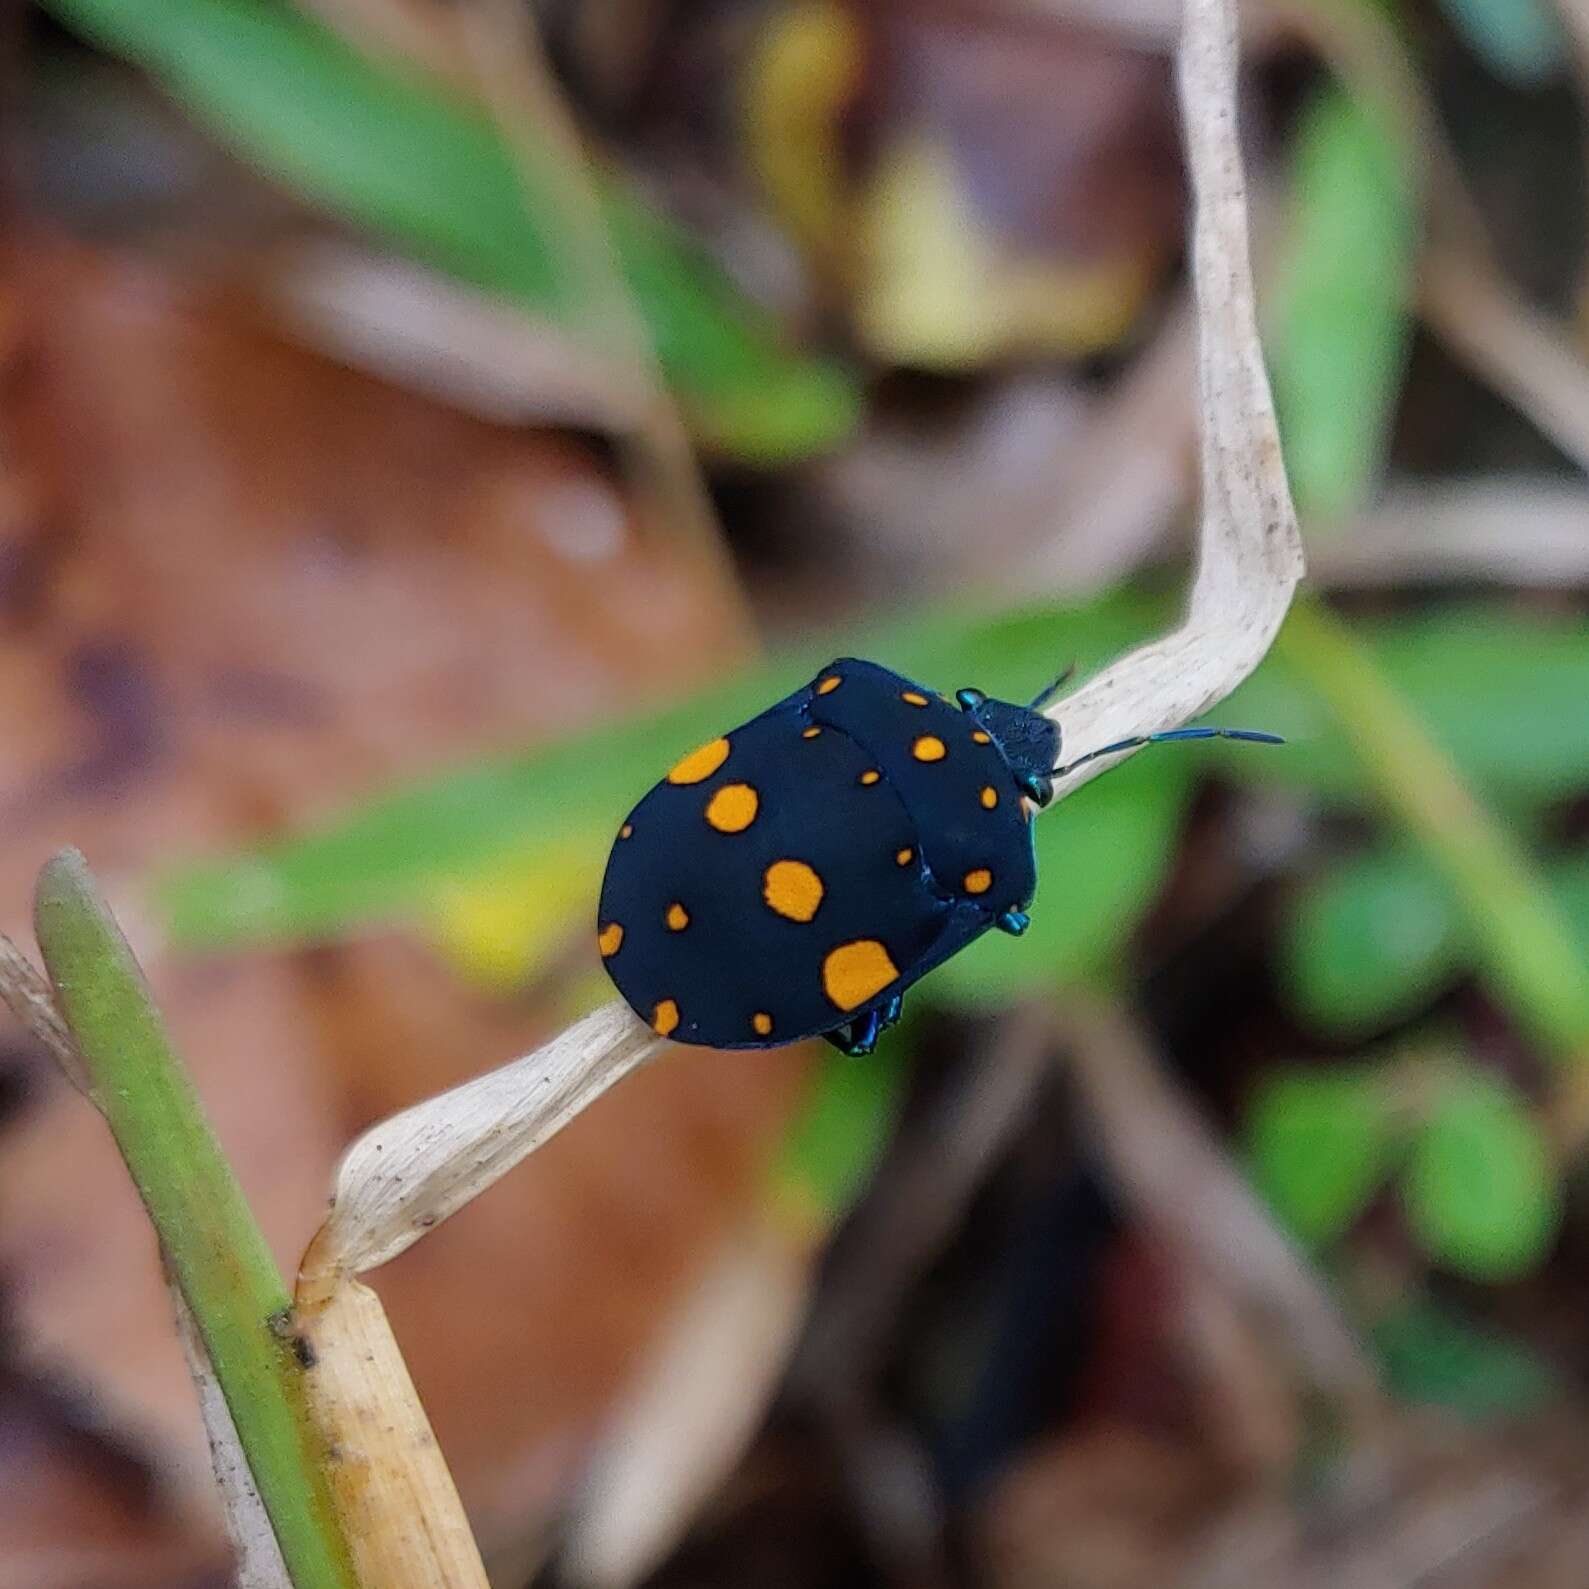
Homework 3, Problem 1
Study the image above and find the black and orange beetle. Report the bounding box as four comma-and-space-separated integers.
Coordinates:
597, 658, 1279, 1055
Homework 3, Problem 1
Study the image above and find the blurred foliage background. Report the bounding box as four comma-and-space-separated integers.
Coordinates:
3, 0, 1589, 1585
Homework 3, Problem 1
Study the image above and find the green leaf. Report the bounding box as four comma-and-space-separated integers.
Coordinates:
152, 597, 1589, 953
1271, 85, 1417, 527
40, 0, 861, 463
1226, 603, 1589, 805
1403, 1071, 1560, 1282
152, 591, 1156, 948
1436, 0, 1565, 85
773, 1041, 909, 1221
1243, 1067, 1401, 1247
1284, 848, 1589, 1038
1372, 1293, 1557, 1420
1283, 849, 1467, 1038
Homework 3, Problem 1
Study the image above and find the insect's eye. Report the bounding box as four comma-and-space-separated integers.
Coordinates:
1019, 772, 1053, 807
956, 688, 987, 712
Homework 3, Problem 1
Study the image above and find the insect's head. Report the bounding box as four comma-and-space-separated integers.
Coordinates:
956, 688, 1060, 808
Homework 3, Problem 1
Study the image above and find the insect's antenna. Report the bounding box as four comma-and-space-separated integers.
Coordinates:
1028, 662, 1077, 710
1052, 726, 1284, 780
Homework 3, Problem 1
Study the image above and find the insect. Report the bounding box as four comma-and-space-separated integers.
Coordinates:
596, 658, 1279, 1056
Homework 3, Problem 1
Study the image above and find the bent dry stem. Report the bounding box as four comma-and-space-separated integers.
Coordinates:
32, 849, 358, 1589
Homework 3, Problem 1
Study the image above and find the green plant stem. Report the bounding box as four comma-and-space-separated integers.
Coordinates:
33, 850, 358, 1589
1277, 597, 1589, 1068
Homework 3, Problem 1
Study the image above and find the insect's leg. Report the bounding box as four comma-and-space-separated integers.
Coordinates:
850, 1009, 886, 1056
823, 1011, 877, 1057
879, 993, 904, 1030
997, 909, 1030, 937
851, 1008, 884, 1055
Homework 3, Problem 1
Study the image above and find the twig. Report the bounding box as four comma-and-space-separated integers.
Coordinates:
1042, 0, 1304, 789
455, 0, 752, 628
0, 930, 90, 1093
173, 1281, 293, 1589
296, 1280, 490, 1589
1061, 998, 1383, 1421
560, 1214, 813, 1589
299, 1000, 661, 1292
1420, 248, 1589, 476
266, 243, 657, 435
1318, 479, 1589, 588
562, 1008, 1056, 1589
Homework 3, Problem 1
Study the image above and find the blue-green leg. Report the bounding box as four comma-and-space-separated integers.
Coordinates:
823, 1007, 885, 1057
998, 909, 1030, 937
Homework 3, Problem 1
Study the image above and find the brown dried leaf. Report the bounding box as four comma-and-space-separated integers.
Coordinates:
0, 231, 805, 1568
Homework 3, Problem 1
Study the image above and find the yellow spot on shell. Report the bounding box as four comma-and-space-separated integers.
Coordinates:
980, 785, 998, 809
706, 783, 760, 833
901, 690, 930, 706
666, 902, 689, 931
859, 769, 881, 786
668, 736, 730, 784
822, 940, 900, 1012
619, 823, 633, 839
598, 922, 624, 956
752, 1012, 773, 1037
652, 999, 680, 1037
964, 868, 993, 895
802, 725, 822, 739
817, 673, 842, 694
912, 735, 947, 762
972, 730, 991, 745
763, 859, 824, 922
895, 847, 914, 866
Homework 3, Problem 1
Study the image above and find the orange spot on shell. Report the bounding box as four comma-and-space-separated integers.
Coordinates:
971, 730, 992, 745
652, 999, 680, 1037
822, 940, 900, 1012
912, 735, 947, 762
763, 859, 824, 922
859, 769, 881, 786
802, 725, 822, 739
816, 674, 842, 694
964, 868, 993, 895
752, 1012, 773, 1037
598, 923, 624, 956
668, 736, 730, 785
895, 847, 914, 866
666, 902, 689, 931
901, 690, 930, 707
980, 785, 998, 809
705, 783, 759, 832
619, 823, 633, 839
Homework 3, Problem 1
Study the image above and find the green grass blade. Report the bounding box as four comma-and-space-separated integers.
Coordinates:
40, 0, 861, 463
1271, 85, 1417, 529
33, 851, 358, 1589
1277, 599, 1589, 1067
150, 594, 1589, 954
